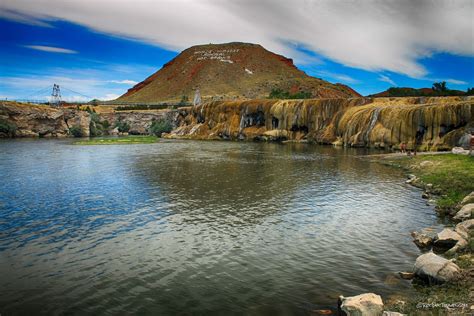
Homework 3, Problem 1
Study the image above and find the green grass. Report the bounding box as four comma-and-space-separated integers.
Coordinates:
383, 154, 474, 211
74, 136, 158, 145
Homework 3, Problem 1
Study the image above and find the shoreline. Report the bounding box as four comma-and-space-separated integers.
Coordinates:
367, 153, 473, 315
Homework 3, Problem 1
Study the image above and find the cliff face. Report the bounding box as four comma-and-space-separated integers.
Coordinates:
0, 102, 177, 138
118, 42, 359, 102
167, 97, 474, 150
0, 102, 91, 137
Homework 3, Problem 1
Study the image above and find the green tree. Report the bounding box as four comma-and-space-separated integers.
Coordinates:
432, 81, 447, 92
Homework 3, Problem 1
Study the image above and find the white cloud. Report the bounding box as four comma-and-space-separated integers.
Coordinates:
421, 77, 468, 85
109, 80, 138, 85
23, 45, 78, 54
378, 75, 396, 86
314, 70, 359, 84
438, 78, 468, 85
1, 0, 472, 77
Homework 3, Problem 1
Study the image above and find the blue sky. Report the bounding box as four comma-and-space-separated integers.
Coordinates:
0, 1, 473, 100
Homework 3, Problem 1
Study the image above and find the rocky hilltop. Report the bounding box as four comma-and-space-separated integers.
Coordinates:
118, 42, 359, 102
167, 97, 474, 150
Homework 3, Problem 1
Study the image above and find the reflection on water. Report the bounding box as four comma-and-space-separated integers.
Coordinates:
0, 139, 441, 315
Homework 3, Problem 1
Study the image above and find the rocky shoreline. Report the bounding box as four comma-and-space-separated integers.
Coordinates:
338, 155, 474, 316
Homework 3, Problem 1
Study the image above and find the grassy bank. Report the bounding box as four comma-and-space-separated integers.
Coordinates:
379, 153, 474, 212
376, 153, 473, 315
74, 135, 158, 145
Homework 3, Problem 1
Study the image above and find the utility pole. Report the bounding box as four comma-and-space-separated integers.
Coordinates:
51, 84, 62, 106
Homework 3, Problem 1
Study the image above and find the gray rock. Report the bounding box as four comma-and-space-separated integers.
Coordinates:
411, 231, 434, 248
455, 219, 474, 240
453, 203, 474, 221
434, 228, 465, 249
461, 192, 474, 205
414, 252, 461, 283
339, 293, 384, 316
452, 147, 468, 154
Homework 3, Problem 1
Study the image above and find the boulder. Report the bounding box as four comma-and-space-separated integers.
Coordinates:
461, 192, 474, 205
410, 231, 434, 249
455, 219, 474, 240
339, 293, 384, 316
382, 312, 406, 316
453, 203, 474, 221
414, 252, 461, 283
434, 228, 465, 249
452, 147, 467, 154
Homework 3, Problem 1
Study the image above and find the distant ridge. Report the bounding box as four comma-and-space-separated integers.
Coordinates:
118, 42, 360, 102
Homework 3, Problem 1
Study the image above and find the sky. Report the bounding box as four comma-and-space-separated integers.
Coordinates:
0, 0, 473, 101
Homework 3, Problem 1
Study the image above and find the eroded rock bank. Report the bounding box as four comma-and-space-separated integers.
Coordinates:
0, 102, 91, 137
167, 96, 473, 150
0, 102, 177, 137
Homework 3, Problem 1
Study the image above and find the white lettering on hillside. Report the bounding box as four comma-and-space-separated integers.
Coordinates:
193, 49, 239, 62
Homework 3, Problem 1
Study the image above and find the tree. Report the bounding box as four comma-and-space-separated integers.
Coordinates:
432, 81, 447, 92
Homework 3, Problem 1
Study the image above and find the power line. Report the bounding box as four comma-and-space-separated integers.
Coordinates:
61, 86, 92, 100
22, 85, 52, 99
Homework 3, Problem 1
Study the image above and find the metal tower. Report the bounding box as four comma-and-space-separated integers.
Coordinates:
51, 84, 62, 106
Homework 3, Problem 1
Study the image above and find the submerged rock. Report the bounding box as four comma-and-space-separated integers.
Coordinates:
339, 293, 384, 316
414, 252, 461, 283
453, 203, 474, 221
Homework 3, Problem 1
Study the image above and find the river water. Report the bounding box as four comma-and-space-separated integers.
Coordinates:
0, 139, 442, 315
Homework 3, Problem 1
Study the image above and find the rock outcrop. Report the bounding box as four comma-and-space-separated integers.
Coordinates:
339, 293, 384, 316
414, 252, 461, 283
0, 102, 177, 138
0, 102, 91, 137
167, 96, 474, 150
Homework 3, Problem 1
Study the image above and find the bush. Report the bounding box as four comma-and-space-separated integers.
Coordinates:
149, 118, 173, 137
268, 88, 312, 99
0, 119, 17, 137
69, 125, 84, 137
115, 120, 130, 133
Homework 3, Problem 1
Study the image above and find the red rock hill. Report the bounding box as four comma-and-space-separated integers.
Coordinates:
118, 42, 360, 102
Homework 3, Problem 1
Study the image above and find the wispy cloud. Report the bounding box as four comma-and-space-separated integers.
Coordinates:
23, 45, 78, 54
314, 70, 359, 84
422, 77, 468, 85
378, 75, 396, 86
109, 80, 138, 85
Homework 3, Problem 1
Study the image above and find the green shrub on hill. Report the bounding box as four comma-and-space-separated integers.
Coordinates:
149, 118, 173, 137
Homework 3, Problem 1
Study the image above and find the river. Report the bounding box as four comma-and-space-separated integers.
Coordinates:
0, 139, 442, 315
